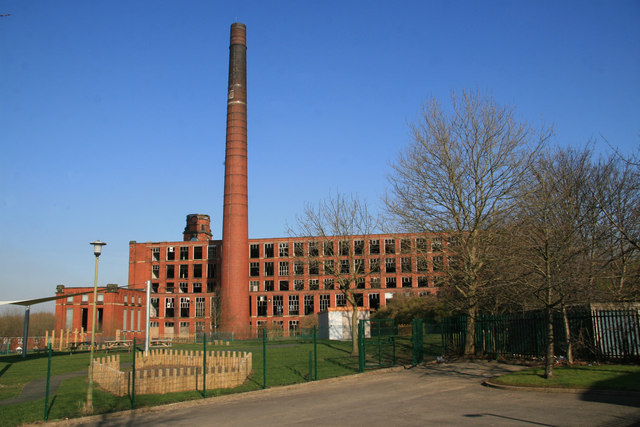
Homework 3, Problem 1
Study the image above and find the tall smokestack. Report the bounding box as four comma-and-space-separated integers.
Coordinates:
220, 23, 249, 335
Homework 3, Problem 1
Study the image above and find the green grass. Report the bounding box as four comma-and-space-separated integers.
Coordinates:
492, 365, 640, 391
0, 334, 442, 426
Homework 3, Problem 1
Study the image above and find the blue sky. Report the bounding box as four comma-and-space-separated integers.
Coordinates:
1, 0, 639, 310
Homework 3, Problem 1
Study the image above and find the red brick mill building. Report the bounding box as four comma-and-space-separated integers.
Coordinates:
127, 214, 447, 338
55, 23, 448, 339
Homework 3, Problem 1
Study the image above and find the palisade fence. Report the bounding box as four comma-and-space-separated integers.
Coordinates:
441, 309, 640, 362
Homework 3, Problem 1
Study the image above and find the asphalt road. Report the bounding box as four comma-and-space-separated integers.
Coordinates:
45, 361, 640, 427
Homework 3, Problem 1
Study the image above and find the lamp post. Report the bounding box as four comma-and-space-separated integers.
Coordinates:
86, 240, 106, 412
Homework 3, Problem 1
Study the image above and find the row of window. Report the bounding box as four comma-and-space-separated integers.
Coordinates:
151, 245, 218, 262
249, 237, 444, 259
149, 296, 209, 318
249, 256, 445, 277
151, 263, 217, 280
255, 293, 380, 317
150, 282, 218, 294
65, 294, 143, 305
249, 275, 444, 292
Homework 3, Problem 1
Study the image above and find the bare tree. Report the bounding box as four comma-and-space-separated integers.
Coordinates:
386, 90, 551, 355
288, 193, 381, 355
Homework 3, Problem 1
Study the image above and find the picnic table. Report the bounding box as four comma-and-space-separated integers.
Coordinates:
150, 339, 172, 348
104, 339, 133, 352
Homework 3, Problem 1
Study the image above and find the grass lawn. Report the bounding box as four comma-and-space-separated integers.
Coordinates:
0, 333, 441, 426
492, 365, 640, 391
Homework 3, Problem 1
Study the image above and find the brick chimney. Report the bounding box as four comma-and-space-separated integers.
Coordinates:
220, 23, 250, 335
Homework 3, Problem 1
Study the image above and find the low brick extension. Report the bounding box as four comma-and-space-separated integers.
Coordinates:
92, 349, 252, 396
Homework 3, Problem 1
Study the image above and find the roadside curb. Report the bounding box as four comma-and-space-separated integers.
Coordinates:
482, 378, 640, 398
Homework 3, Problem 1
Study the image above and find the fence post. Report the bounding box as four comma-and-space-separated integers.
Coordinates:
313, 325, 317, 381
44, 343, 52, 421
308, 351, 313, 382
262, 328, 267, 389
203, 333, 207, 398
131, 337, 136, 409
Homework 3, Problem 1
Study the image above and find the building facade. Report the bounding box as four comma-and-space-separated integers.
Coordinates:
54, 284, 146, 340
128, 215, 448, 337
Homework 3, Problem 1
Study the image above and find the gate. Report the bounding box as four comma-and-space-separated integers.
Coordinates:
358, 318, 397, 372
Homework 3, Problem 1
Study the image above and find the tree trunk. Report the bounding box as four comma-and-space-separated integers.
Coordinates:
561, 304, 573, 365
351, 300, 359, 356
544, 306, 554, 379
464, 305, 477, 356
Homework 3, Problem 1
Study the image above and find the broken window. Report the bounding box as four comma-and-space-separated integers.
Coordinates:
324, 278, 334, 290
319, 294, 330, 311
401, 257, 412, 273
278, 242, 289, 257
179, 282, 189, 293
180, 297, 190, 317
279, 261, 289, 276
272, 295, 283, 316
309, 279, 319, 291
152, 247, 160, 261
152, 265, 159, 279
206, 281, 215, 292
385, 239, 395, 254
264, 243, 274, 258
341, 259, 349, 274
294, 279, 304, 291
193, 282, 202, 293
165, 298, 175, 317
385, 277, 397, 288
150, 297, 159, 317
370, 277, 381, 288
369, 258, 380, 273
323, 241, 334, 256
166, 282, 174, 293
434, 276, 446, 287
356, 277, 365, 289
288, 295, 299, 315
294, 242, 304, 257
207, 263, 216, 278
369, 239, 380, 255
309, 260, 319, 275
433, 256, 444, 271
195, 297, 205, 317
355, 293, 364, 307
289, 320, 299, 334
354, 259, 365, 274
264, 262, 274, 276
294, 261, 304, 275
369, 293, 380, 310
279, 280, 289, 291
167, 247, 175, 261
193, 246, 203, 260
250, 281, 259, 292
265, 280, 274, 292
208, 245, 217, 259
179, 265, 189, 279
166, 265, 175, 279
193, 264, 203, 278
250, 244, 260, 258
339, 241, 350, 256
151, 283, 159, 293
354, 240, 364, 255
324, 260, 335, 275
180, 246, 189, 260
336, 294, 346, 307
402, 277, 412, 288
309, 242, 319, 257
257, 296, 267, 317
385, 258, 396, 273
401, 239, 411, 253
417, 257, 429, 273
418, 276, 429, 287
431, 237, 442, 252
250, 262, 260, 277
304, 295, 314, 315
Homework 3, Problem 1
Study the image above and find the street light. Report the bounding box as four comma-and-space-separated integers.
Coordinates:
86, 240, 106, 412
